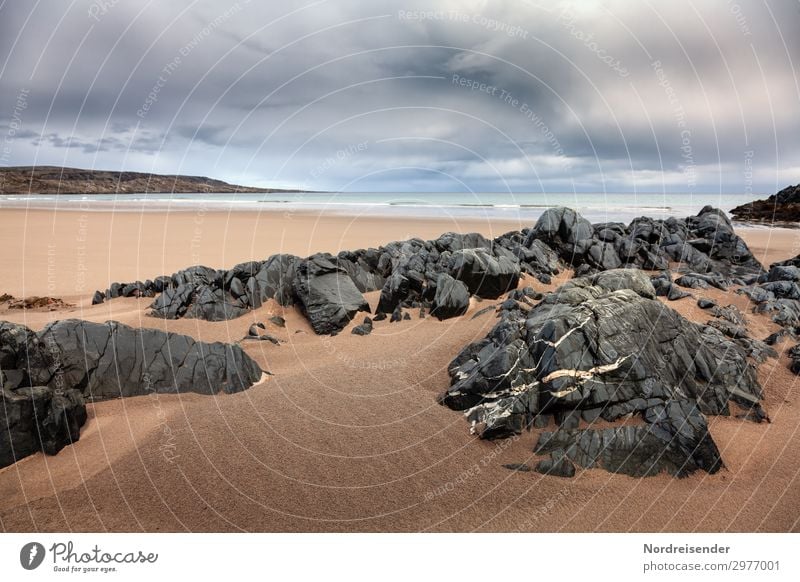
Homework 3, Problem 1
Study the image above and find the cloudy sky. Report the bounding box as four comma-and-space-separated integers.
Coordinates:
1, 0, 798, 193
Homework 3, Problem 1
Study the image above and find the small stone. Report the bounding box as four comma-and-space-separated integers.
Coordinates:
697, 297, 717, 309
390, 306, 403, 323
352, 317, 373, 336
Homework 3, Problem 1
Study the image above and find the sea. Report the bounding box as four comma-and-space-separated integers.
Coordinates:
0, 191, 761, 225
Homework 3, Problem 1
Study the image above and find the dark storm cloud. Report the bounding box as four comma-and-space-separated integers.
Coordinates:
0, 0, 798, 192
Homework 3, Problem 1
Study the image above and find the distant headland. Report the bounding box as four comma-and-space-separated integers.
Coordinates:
0, 166, 303, 194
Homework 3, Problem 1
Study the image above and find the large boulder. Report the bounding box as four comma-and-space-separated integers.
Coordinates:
441, 269, 763, 477
1, 321, 89, 468
449, 248, 520, 299
525, 207, 594, 262
336, 250, 385, 293
377, 271, 411, 314
150, 283, 195, 319
430, 273, 470, 320
180, 284, 250, 321
253, 254, 299, 306
0, 318, 263, 468
434, 232, 492, 253
292, 254, 370, 335
682, 206, 763, 276
38, 319, 264, 399
0, 385, 87, 468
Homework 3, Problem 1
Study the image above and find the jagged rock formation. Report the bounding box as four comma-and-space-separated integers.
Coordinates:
0, 385, 86, 469
97, 206, 762, 337
441, 269, 766, 478
0, 319, 264, 468
735, 255, 800, 373
430, 274, 470, 320
730, 184, 800, 223
293, 255, 371, 335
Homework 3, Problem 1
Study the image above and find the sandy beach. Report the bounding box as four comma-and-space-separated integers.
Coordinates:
1, 208, 799, 532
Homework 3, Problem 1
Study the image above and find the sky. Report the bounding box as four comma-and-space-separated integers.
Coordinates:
0, 0, 798, 194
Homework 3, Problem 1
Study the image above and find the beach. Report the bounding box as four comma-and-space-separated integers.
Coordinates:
1, 207, 799, 532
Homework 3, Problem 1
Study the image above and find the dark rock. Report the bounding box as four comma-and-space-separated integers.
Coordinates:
0, 322, 57, 388
268, 315, 286, 328
183, 285, 250, 322
536, 400, 722, 477
245, 277, 262, 309
650, 272, 673, 297
707, 319, 748, 339
737, 285, 775, 304
335, 252, 385, 293
789, 344, 800, 374
586, 240, 622, 271
3, 318, 260, 468
698, 298, 717, 309
525, 207, 594, 263
761, 281, 800, 300
675, 273, 728, 291
377, 272, 410, 314
152, 276, 171, 293
581, 408, 603, 423
150, 284, 194, 319
578, 269, 656, 299
533, 414, 551, 428
764, 328, 795, 346
555, 409, 581, 430
373, 312, 387, 322
730, 183, 800, 223
403, 312, 411, 321
442, 268, 763, 477
255, 254, 298, 306
535, 456, 576, 478
247, 333, 281, 345
390, 306, 403, 323
434, 232, 492, 253
91, 290, 105, 305
768, 265, 800, 283
352, 317, 373, 336
292, 255, 370, 335
449, 248, 520, 299
430, 273, 470, 320
667, 284, 691, 301
39, 319, 263, 399
711, 305, 747, 327
471, 305, 497, 320
1, 385, 86, 468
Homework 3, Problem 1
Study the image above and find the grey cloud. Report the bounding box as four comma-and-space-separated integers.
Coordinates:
0, 0, 797, 192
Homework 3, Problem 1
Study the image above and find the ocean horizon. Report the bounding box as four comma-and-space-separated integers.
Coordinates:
0, 191, 763, 224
